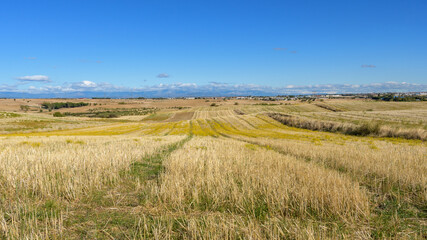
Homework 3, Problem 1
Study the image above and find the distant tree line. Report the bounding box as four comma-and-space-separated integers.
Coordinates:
42, 102, 89, 110
370, 94, 426, 102
60, 107, 157, 118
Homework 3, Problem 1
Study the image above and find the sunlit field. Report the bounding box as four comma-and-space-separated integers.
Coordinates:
0, 99, 426, 239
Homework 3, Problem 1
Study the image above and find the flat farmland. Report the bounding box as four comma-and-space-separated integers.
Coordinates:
0, 99, 426, 239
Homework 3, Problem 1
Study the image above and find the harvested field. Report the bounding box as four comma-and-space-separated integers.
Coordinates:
0, 99, 425, 239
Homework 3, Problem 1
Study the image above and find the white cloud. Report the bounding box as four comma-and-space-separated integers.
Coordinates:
79, 81, 97, 87
361, 64, 376, 68
157, 73, 170, 78
209, 81, 228, 85
16, 75, 51, 82
0, 83, 18, 91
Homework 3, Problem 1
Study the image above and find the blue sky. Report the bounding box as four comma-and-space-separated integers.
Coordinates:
1, 0, 426, 96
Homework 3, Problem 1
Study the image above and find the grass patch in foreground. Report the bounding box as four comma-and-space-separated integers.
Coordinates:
370, 194, 427, 239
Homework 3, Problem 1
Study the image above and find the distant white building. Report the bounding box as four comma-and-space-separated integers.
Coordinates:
326, 94, 342, 98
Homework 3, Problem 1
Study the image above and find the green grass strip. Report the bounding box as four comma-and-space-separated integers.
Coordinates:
128, 134, 193, 181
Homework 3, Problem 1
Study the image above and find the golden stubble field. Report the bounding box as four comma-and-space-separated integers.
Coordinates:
0, 98, 426, 239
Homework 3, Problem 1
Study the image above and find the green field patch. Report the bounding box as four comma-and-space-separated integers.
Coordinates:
142, 112, 173, 122
20, 141, 42, 147
0, 112, 21, 118
64, 107, 157, 118
66, 139, 85, 144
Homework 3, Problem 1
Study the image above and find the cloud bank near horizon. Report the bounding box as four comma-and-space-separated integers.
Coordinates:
0, 81, 426, 98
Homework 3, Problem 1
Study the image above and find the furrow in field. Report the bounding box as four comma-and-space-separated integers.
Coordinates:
231, 134, 427, 204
